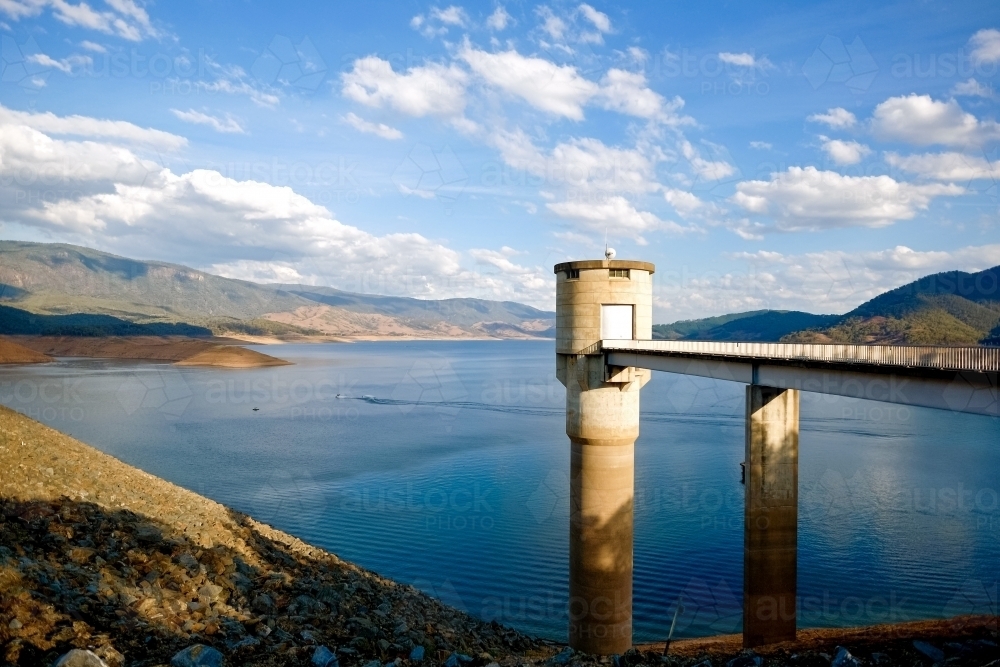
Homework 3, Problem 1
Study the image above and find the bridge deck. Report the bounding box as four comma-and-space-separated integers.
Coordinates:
599, 339, 1000, 373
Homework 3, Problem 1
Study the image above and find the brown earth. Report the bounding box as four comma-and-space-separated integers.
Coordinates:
0, 339, 52, 365
4, 336, 289, 368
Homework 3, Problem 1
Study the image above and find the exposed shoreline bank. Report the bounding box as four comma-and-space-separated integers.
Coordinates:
0, 336, 290, 368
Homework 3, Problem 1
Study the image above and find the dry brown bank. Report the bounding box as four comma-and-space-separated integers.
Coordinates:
6, 336, 289, 368
0, 339, 52, 365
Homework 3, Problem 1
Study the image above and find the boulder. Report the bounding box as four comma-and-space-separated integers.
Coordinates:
55, 650, 110, 667
170, 644, 224, 667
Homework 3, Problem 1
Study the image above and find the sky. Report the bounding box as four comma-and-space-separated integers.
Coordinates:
0, 0, 999, 321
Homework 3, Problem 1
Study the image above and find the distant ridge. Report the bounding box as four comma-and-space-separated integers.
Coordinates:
0, 241, 554, 339
656, 265, 1000, 346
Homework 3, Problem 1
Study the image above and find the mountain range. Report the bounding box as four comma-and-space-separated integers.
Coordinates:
1, 241, 997, 345
0, 242, 555, 339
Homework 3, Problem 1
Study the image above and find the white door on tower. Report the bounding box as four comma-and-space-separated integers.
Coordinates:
601, 304, 634, 340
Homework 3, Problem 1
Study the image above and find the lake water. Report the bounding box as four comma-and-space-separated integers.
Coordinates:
1, 340, 997, 642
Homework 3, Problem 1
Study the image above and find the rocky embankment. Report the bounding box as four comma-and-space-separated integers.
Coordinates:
0, 405, 997, 667
3, 336, 289, 368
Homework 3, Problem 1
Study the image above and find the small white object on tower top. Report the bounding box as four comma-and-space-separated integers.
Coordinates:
605, 247, 616, 260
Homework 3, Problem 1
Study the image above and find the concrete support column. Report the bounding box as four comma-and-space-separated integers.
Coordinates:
567, 356, 639, 654
743, 385, 799, 648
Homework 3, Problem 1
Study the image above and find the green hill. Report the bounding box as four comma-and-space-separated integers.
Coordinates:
656, 265, 1000, 346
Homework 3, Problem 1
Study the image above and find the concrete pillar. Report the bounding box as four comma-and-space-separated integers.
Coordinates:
743, 385, 799, 647
555, 259, 654, 655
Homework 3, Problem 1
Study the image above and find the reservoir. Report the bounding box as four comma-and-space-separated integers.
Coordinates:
1, 340, 997, 641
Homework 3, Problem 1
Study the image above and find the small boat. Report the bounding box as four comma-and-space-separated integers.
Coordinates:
335, 393, 346, 399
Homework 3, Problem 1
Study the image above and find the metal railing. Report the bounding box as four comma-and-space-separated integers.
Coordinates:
599, 339, 1000, 373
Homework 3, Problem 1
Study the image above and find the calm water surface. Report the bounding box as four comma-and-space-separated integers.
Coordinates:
1, 340, 997, 641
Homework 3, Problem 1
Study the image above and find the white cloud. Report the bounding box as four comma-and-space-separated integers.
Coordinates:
26, 52, 91, 73
969, 28, 1000, 64
820, 137, 871, 165
535, 6, 566, 41
194, 75, 280, 109
718, 52, 755, 67
731, 166, 963, 231
577, 3, 610, 32
871, 94, 1000, 148
885, 151, 1000, 182
547, 195, 688, 243
342, 56, 467, 117
0, 0, 159, 40
170, 108, 245, 134
951, 78, 993, 98
663, 188, 704, 216
655, 244, 1000, 321
469, 247, 551, 294
79, 40, 106, 52
597, 68, 667, 119
486, 5, 511, 30
0, 103, 186, 150
431, 5, 468, 26
342, 112, 403, 140
680, 140, 735, 181
459, 44, 598, 119
749, 141, 772, 150
807, 107, 857, 129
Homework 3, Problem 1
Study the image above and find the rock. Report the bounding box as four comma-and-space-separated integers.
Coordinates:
913, 641, 945, 662
55, 650, 110, 667
727, 651, 762, 667
444, 653, 473, 667
362, 661, 381, 667
313, 645, 339, 667
170, 644, 224, 667
94, 646, 125, 667
135, 523, 163, 544
552, 648, 574, 665
8, 618, 22, 630
198, 584, 225, 603
409, 645, 425, 661
831, 646, 861, 667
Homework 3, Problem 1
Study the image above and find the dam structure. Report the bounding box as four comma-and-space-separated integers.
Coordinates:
553, 258, 1000, 655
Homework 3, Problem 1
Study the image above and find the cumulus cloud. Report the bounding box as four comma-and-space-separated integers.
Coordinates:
547, 196, 689, 243
885, 151, 1000, 182
598, 68, 687, 122
577, 3, 610, 32
459, 45, 598, 119
663, 188, 704, 216
749, 141, 772, 150
27, 52, 91, 73
170, 108, 245, 134
807, 107, 857, 129
0, 103, 186, 150
655, 244, 1000, 321
342, 56, 467, 117
0, 0, 159, 40
535, 6, 567, 41
680, 140, 735, 182
969, 28, 1000, 64
952, 78, 993, 98
486, 5, 511, 30
431, 5, 468, 26
819, 137, 871, 165
79, 40, 106, 53
871, 94, 1000, 148
731, 166, 963, 231
342, 112, 403, 140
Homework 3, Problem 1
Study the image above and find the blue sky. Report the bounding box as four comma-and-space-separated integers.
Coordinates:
1, 0, 999, 320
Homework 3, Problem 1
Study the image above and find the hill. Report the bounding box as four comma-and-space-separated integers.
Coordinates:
783, 266, 1000, 345
653, 310, 839, 342
655, 266, 1000, 346
0, 242, 554, 339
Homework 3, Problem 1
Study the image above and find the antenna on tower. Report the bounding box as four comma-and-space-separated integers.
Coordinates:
604, 228, 615, 260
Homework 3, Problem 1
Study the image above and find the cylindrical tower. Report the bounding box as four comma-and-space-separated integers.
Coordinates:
554, 259, 654, 655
